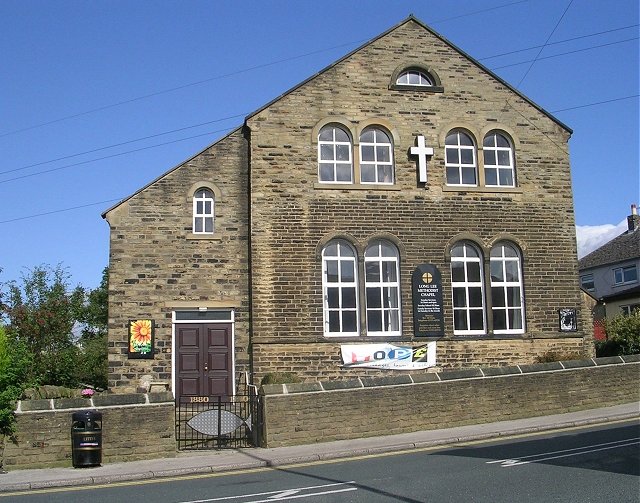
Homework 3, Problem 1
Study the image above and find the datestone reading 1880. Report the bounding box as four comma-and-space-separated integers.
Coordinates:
412, 264, 445, 338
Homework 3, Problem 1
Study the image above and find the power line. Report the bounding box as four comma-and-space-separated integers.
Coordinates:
2, 92, 637, 225
504, 0, 575, 154
0, 1, 530, 139
0, 41, 365, 139
2, 88, 637, 186
479, 24, 638, 61
0, 127, 236, 184
0, 199, 124, 224
428, 0, 528, 25
492, 37, 638, 70
0, 113, 248, 176
4, 27, 635, 178
551, 94, 639, 113
0, 0, 635, 200
516, 0, 574, 87
3, 90, 635, 187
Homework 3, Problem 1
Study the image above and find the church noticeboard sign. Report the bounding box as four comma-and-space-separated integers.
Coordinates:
412, 264, 445, 337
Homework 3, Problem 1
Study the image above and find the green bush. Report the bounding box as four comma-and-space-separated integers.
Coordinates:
596, 310, 640, 356
38, 345, 81, 387
0, 327, 35, 436
76, 333, 108, 390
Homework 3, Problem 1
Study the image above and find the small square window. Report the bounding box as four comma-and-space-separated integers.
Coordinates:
580, 274, 595, 291
614, 266, 637, 285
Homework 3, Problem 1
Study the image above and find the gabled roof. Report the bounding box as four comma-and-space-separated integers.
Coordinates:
101, 126, 243, 218
578, 227, 640, 270
246, 15, 572, 134
103, 14, 572, 218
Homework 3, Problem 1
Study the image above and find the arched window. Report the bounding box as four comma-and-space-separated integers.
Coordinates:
490, 242, 525, 333
318, 125, 353, 183
193, 188, 214, 234
445, 131, 477, 186
364, 240, 401, 335
396, 69, 433, 86
450, 242, 485, 334
483, 132, 515, 187
359, 127, 394, 184
322, 240, 359, 336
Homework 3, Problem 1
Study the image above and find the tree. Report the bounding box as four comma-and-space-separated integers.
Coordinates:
77, 267, 108, 341
0, 265, 110, 438
1, 265, 85, 387
0, 325, 34, 436
76, 267, 109, 389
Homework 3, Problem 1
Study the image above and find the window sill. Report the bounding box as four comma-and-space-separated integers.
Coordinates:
314, 182, 401, 191
186, 234, 219, 241
442, 185, 523, 194
390, 84, 444, 93
445, 332, 585, 340
612, 280, 639, 289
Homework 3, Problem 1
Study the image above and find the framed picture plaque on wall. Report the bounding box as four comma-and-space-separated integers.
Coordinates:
128, 319, 154, 359
558, 308, 577, 332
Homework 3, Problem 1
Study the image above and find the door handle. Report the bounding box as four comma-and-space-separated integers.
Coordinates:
204, 363, 208, 372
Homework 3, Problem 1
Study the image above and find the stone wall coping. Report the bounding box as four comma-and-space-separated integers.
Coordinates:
15, 392, 174, 413
480, 365, 522, 376
259, 355, 640, 396
593, 356, 625, 365
518, 362, 564, 373
558, 359, 596, 369
321, 379, 365, 390
360, 375, 413, 387
438, 368, 484, 380
283, 382, 323, 394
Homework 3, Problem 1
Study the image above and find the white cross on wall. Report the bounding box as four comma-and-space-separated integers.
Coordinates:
410, 135, 434, 183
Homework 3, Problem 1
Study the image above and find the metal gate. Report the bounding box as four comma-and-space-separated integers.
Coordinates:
175, 392, 262, 450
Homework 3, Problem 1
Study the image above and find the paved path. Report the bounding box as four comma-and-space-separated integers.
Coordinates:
1, 402, 638, 493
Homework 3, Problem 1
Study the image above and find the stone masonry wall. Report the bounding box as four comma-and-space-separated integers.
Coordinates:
252, 336, 591, 384
104, 130, 250, 392
246, 19, 588, 379
2, 393, 175, 470
260, 356, 640, 447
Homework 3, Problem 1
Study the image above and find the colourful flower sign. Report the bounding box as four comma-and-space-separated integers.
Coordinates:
128, 319, 154, 359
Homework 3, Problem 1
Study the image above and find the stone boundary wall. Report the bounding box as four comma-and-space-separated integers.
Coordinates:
260, 355, 640, 447
3, 392, 175, 470
5, 356, 639, 468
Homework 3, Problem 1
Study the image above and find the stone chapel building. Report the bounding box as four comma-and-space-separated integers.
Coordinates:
103, 16, 593, 399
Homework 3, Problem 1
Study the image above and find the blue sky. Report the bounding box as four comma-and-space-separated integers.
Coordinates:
1, 0, 638, 289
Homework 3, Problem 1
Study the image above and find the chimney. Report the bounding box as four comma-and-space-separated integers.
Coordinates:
628, 204, 639, 232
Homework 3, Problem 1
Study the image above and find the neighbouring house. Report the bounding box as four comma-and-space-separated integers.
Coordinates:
579, 204, 640, 337
102, 16, 594, 401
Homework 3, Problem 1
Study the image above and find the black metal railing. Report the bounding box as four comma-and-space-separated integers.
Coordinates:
175, 393, 262, 450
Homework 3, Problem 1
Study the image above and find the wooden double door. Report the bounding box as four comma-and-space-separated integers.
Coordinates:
176, 323, 233, 400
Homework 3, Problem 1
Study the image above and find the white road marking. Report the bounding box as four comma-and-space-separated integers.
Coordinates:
269, 490, 302, 499
179, 481, 357, 503
486, 437, 640, 467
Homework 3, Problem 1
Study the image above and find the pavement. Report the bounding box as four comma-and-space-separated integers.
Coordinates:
1, 402, 638, 493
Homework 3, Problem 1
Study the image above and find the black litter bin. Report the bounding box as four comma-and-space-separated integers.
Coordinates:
71, 410, 102, 467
